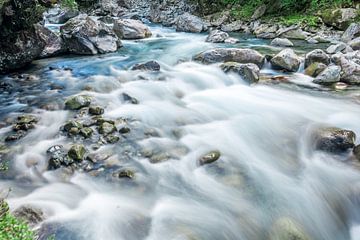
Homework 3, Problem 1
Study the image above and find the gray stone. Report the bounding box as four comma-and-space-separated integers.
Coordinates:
65, 95, 92, 110
199, 150, 221, 166
313, 65, 341, 85
349, 37, 360, 51
220, 62, 260, 83
270, 38, 294, 47
305, 49, 330, 68
313, 127, 356, 153
342, 23, 360, 42
326, 42, 347, 54
68, 144, 86, 161
175, 13, 207, 33
114, 19, 152, 39
206, 30, 229, 43
270, 49, 301, 72
321, 8, 358, 30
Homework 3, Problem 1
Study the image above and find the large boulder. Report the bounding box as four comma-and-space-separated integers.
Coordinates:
270, 49, 301, 72
342, 23, 360, 42
35, 25, 65, 58
193, 48, 265, 67
277, 26, 310, 40
312, 127, 356, 153
220, 62, 260, 83
326, 42, 347, 54
254, 24, 278, 39
61, 14, 120, 55
305, 49, 330, 68
321, 8, 358, 30
270, 38, 294, 47
45, 7, 79, 24
175, 13, 207, 33
269, 217, 310, 240
221, 20, 244, 32
313, 65, 341, 85
338, 57, 360, 85
206, 30, 229, 43
305, 62, 327, 78
113, 19, 152, 39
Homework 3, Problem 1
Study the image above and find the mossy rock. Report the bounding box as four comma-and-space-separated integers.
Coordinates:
68, 144, 86, 161
269, 217, 310, 240
65, 95, 92, 110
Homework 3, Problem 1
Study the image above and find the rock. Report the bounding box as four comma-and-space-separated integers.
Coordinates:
35, 25, 65, 58
68, 144, 86, 161
306, 37, 319, 44
116, 169, 135, 179
175, 13, 207, 33
313, 65, 341, 85
0, 144, 10, 155
326, 43, 346, 54
123, 93, 139, 104
65, 95, 92, 110
47, 145, 73, 170
61, 14, 120, 55
251, 4, 267, 20
313, 127, 356, 153
277, 26, 310, 40
224, 37, 239, 44
89, 106, 104, 115
80, 127, 93, 138
220, 62, 260, 83
199, 150, 221, 166
254, 24, 278, 39
13, 115, 38, 131
193, 48, 265, 67
131, 61, 160, 71
63, 120, 83, 132
304, 62, 327, 77
206, 30, 229, 43
270, 38, 294, 47
221, 20, 244, 32
13, 205, 44, 227
349, 37, 360, 51
45, 7, 79, 24
105, 135, 120, 143
204, 11, 230, 27
99, 122, 117, 135
270, 49, 301, 72
338, 57, 360, 85
342, 23, 360, 42
305, 49, 330, 68
353, 145, 360, 161
269, 217, 310, 240
119, 126, 131, 134
321, 8, 358, 30
5, 130, 26, 142
113, 19, 152, 39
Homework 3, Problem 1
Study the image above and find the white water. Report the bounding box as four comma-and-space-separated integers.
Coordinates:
1, 25, 360, 240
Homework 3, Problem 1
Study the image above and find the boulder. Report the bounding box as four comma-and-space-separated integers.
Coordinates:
313, 127, 356, 153
221, 20, 244, 32
251, 4, 267, 20
45, 7, 79, 24
204, 11, 230, 27
270, 38, 294, 47
99, 122, 117, 135
349, 37, 360, 51
68, 144, 86, 161
270, 49, 301, 72
269, 217, 310, 240
47, 145, 73, 170
131, 60, 161, 71
199, 150, 221, 166
220, 62, 260, 83
338, 57, 360, 85
321, 8, 358, 30
313, 65, 341, 85
342, 23, 360, 42
326, 42, 347, 54
113, 19, 152, 39
89, 106, 104, 115
305, 49, 330, 68
277, 26, 310, 40
13, 205, 44, 227
65, 95, 92, 110
353, 145, 360, 161
35, 25, 65, 58
206, 30, 229, 43
193, 48, 265, 67
61, 14, 120, 55
253, 24, 278, 39
305, 62, 327, 77
175, 13, 207, 33
224, 37, 239, 44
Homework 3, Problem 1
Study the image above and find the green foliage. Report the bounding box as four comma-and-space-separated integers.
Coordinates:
0, 200, 35, 240
60, 0, 78, 9
277, 15, 321, 27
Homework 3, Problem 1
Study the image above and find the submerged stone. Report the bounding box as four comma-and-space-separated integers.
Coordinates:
313, 127, 356, 153
119, 126, 131, 134
199, 150, 221, 166
63, 120, 83, 132
131, 61, 160, 71
105, 135, 120, 144
269, 217, 310, 240
115, 169, 135, 179
80, 127, 93, 138
47, 145, 73, 170
89, 106, 104, 115
123, 93, 139, 104
65, 95, 92, 110
99, 122, 117, 135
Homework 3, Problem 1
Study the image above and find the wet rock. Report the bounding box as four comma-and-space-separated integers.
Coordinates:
114, 169, 135, 179
313, 127, 356, 153
123, 93, 139, 104
353, 145, 360, 161
131, 61, 160, 71
206, 30, 229, 43
194, 48, 265, 67
304, 49, 330, 68
63, 120, 83, 132
204, 11, 230, 27
321, 8, 358, 30
220, 62, 260, 83
105, 135, 120, 143
270, 38, 294, 47
113, 19, 152, 39
342, 23, 360, 42
89, 106, 104, 115
304, 62, 327, 78
175, 13, 207, 33
336, 57, 360, 85
65, 95, 92, 110
80, 127, 93, 138
326, 43, 347, 54
277, 26, 310, 40
119, 126, 131, 134
13, 115, 38, 131
99, 122, 117, 135
0, 144, 10, 155
349, 37, 360, 51
269, 217, 310, 240
5, 130, 26, 142
61, 14, 120, 55
68, 144, 86, 161
199, 150, 221, 166
221, 20, 244, 32
224, 37, 239, 44
13, 205, 44, 227
270, 49, 301, 72
254, 24, 278, 39
45, 7, 79, 24
47, 145, 73, 170
313, 65, 341, 85
35, 25, 65, 58
306, 37, 319, 44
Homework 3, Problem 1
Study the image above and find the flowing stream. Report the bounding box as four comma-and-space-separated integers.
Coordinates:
1, 24, 360, 240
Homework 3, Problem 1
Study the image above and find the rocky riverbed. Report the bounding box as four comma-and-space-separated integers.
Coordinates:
1, 1, 360, 240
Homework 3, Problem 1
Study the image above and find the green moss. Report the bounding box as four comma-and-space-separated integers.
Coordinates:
0, 200, 35, 240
